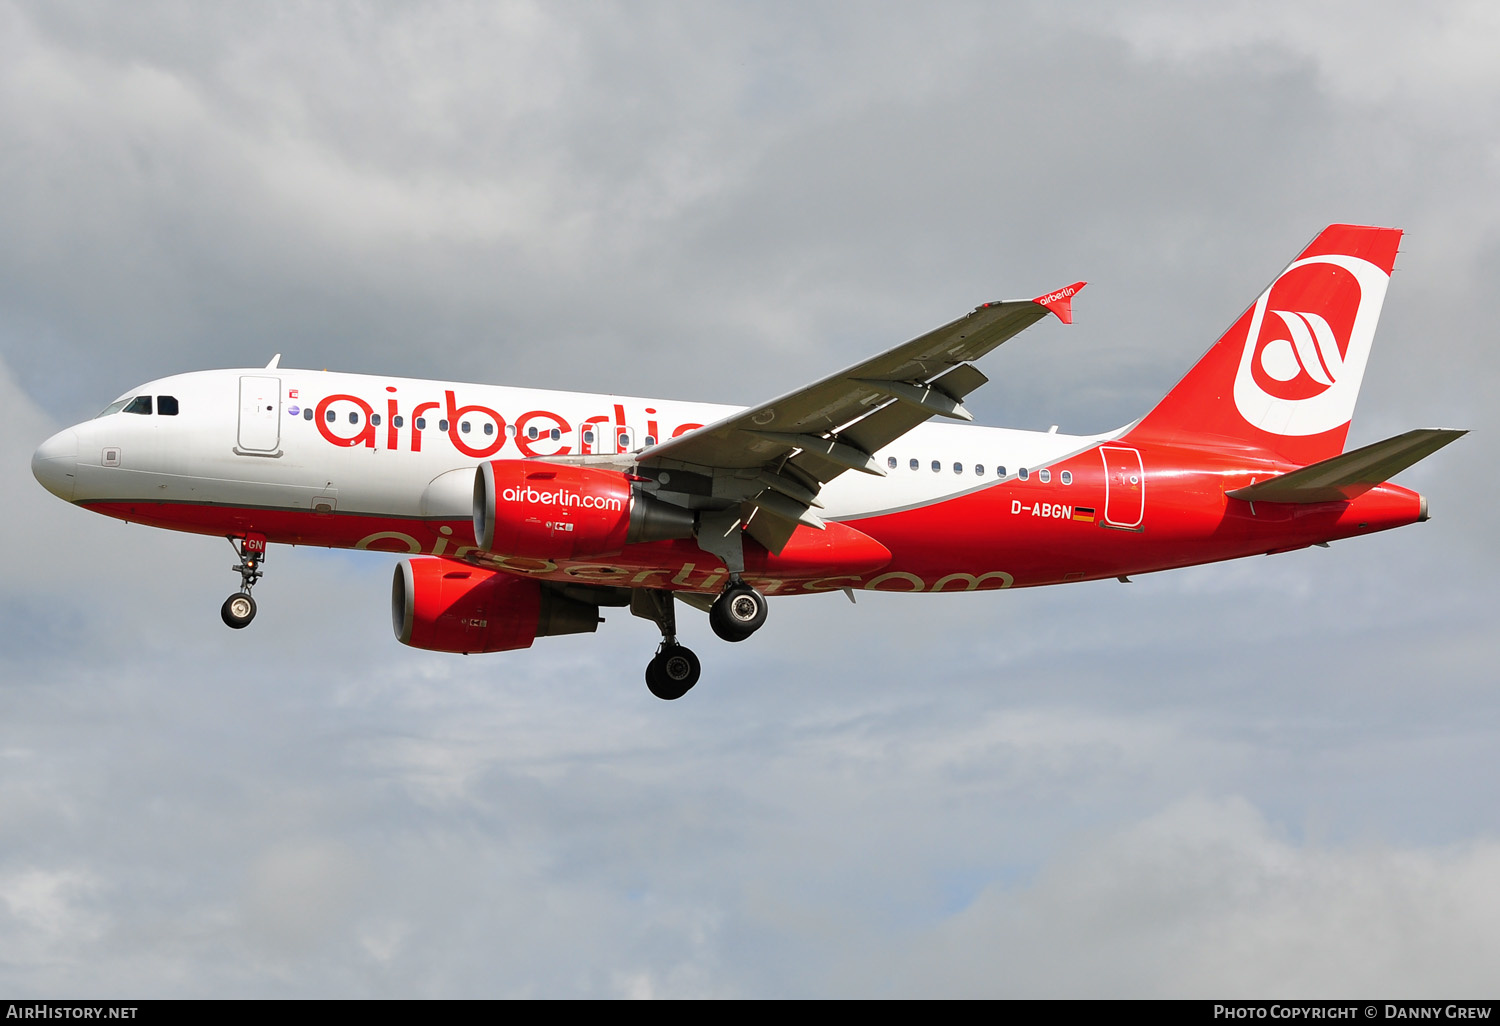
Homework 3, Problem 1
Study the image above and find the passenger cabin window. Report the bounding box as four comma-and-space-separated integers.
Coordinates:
124, 395, 152, 415
527, 426, 538, 440
348, 411, 359, 424
157, 396, 179, 416
439, 419, 449, 431
371, 414, 381, 426
326, 410, 336, 423
483, 423, 494, 435
1018, 468, 1029, 481
997, 466, 1007, 477
975, 464, 985, 476
303, 408, 314, 421
888, 457, 898, 469
931, 460, 941, 473
1039, 469, 1051, 483
460, 421, 471, 434
393, 415, 404, 428
953, 462, 962, 474
416, 417, 427, 430
909, 459, 919, 471
551, 428, 561, 441
644, 434, 656, 446
1061, 470, 1072, 485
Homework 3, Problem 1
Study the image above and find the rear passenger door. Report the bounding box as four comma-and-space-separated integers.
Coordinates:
1099, 445, 1144, 530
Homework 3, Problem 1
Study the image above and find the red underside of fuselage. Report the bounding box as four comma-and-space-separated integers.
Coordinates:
83, 453, 1424, 597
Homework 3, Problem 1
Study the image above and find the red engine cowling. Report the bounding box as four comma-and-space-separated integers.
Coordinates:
473, 460, 694, 559
392, 557, 599, 654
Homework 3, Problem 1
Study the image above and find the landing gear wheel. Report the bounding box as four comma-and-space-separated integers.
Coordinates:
221, 593, 257, 629
646, 643, 701, 701
709, 583, 768, 643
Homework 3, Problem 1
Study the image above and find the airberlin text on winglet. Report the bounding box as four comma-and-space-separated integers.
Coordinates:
1032, 281, 1087, 324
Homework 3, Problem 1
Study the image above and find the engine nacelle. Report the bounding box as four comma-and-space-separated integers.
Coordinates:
392, 557, 600, 654
473, 460, 694, 559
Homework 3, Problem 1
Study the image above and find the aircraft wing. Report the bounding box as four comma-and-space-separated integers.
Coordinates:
640, 283, 1084, 552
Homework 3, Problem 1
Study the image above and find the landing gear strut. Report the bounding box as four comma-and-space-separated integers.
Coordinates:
632, 589, 701, 700
709, 579, 768, 643
221, 534, 266, 629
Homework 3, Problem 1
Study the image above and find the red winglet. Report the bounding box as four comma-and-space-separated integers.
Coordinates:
1032, 281, 1087, 324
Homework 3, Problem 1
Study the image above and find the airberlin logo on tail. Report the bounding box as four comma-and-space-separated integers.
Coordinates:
1232, 253, 1389, 437
1258, 310, 1343, 395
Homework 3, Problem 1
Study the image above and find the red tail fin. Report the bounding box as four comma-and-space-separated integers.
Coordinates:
1125, 225, 1403, 466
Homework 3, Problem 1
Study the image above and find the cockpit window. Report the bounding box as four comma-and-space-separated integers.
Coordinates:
157, 396, 179, 416
95, 398, 131, 418
123, 395, 152, 415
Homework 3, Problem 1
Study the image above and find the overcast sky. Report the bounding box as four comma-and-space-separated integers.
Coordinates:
2, 0, 1497, 998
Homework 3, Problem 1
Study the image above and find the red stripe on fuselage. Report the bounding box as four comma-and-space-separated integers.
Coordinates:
84, 441, 1424, 597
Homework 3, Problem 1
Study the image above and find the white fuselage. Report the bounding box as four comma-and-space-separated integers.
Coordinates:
37, 366, 1112, 526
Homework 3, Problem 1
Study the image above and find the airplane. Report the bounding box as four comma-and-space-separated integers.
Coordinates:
31, 224, 1464, 700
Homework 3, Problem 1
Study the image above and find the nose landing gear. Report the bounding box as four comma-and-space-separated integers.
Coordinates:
221, 592, 257, 629
221, 534, 266, 629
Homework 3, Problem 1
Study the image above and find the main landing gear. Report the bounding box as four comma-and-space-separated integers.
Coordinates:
646, 643, 702, 702
708, 580, 769, 643
633, 589, 701, 700
632, 579, 769, 700
221, 535, 266, 629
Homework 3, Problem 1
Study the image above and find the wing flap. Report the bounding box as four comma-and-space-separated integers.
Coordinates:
744, 505, 800, 554
824, 399, 931, 473
1227, 428, 1466, 504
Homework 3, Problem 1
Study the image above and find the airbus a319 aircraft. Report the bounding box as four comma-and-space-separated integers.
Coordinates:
32, 225, 1463, 699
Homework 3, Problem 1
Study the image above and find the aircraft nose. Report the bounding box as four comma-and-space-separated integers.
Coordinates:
32, 427, 79, 502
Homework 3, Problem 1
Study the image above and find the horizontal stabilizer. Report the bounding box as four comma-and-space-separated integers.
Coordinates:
1227, 428, 1466, 504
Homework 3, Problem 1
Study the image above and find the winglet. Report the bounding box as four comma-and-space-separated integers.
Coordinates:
1032, 282, 1086, 324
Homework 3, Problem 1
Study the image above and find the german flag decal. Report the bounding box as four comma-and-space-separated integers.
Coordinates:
1072, 506, 1096, 523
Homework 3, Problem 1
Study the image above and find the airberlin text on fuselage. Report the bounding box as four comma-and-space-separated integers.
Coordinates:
313, 389, 703, 458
